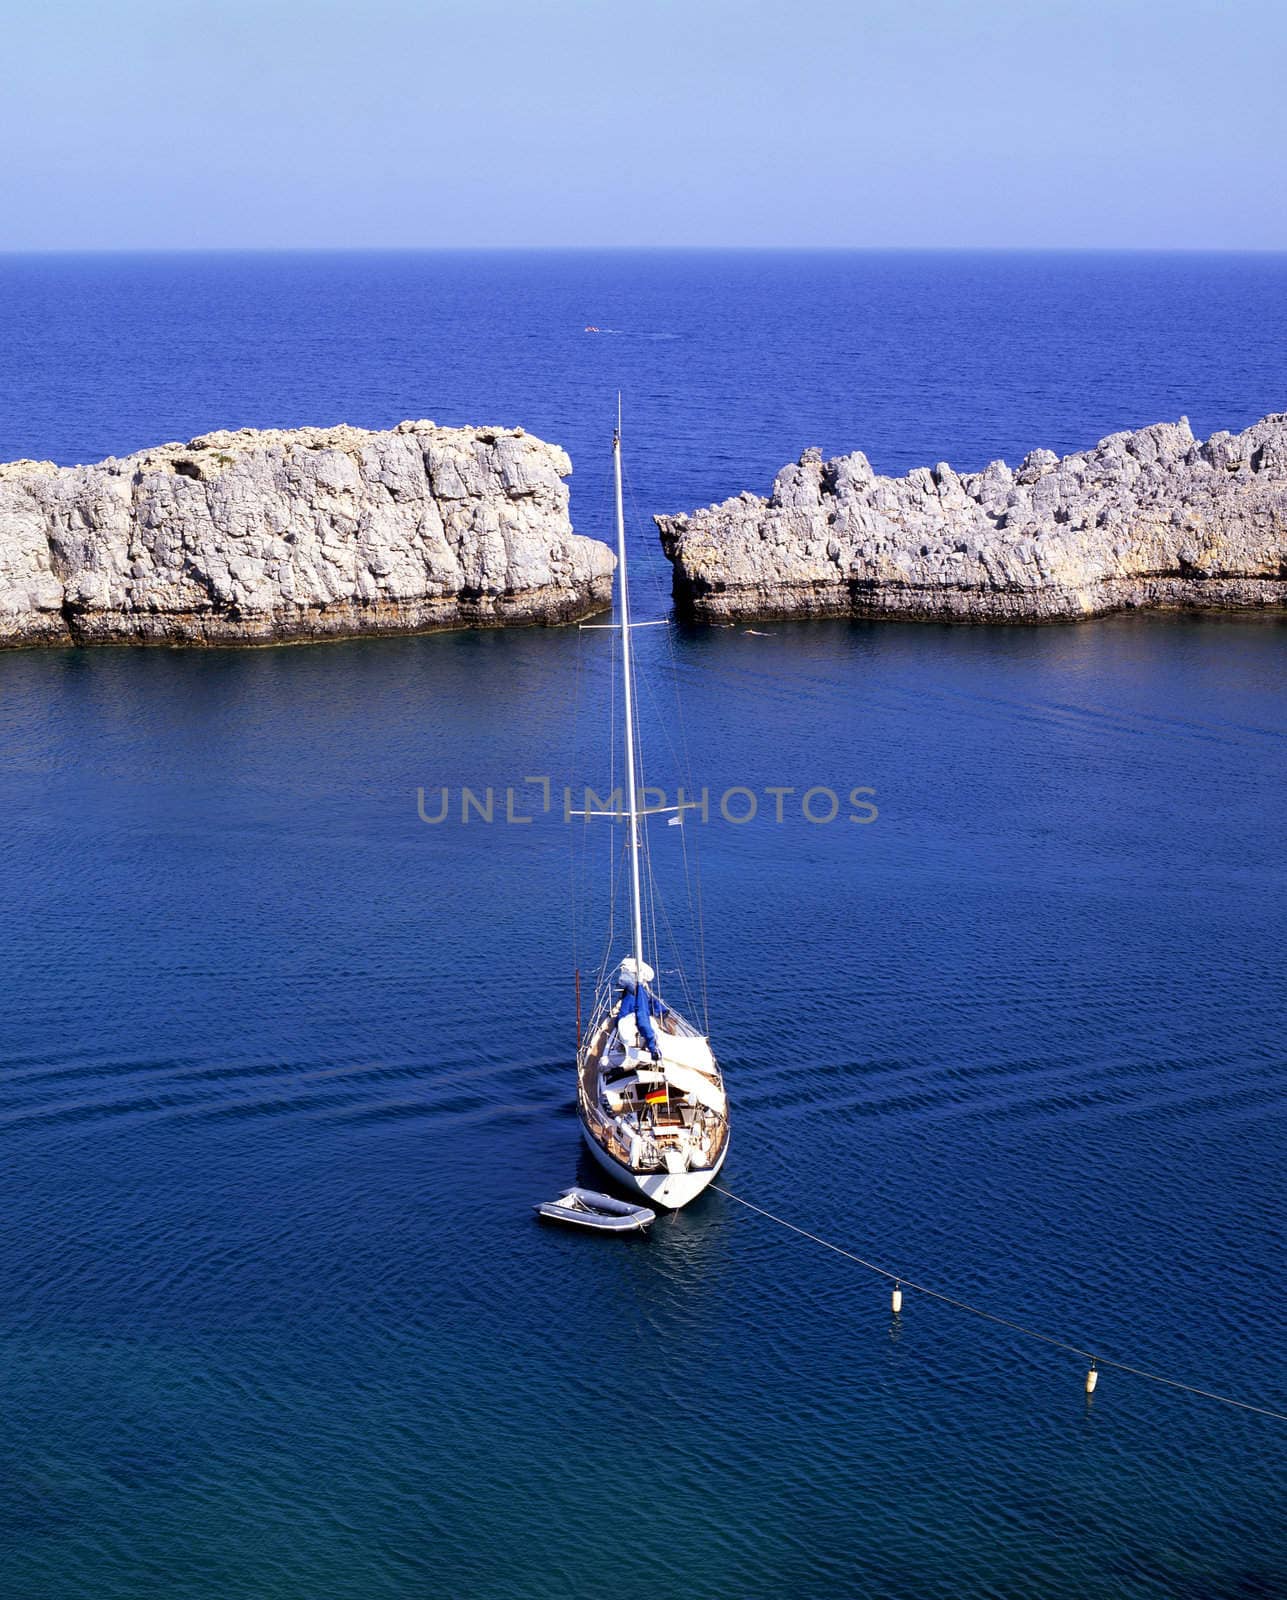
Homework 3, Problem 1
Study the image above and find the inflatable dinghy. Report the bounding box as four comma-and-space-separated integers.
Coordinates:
535, 1187, 655, 1232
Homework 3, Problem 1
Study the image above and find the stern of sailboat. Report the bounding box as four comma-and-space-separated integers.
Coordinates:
577, 1000, 730, 1204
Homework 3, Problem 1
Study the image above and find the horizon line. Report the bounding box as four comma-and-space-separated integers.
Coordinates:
3, 243, 1287, 258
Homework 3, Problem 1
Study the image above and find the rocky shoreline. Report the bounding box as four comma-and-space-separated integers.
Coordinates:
657, 413, 1287, 624
0, 421, 614, 648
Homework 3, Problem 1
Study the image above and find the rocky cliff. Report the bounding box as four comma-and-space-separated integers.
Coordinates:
0, 421, 613, 647
657, 414, 1287, 623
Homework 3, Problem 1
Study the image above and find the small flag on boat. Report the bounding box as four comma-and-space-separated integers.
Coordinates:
644, 1086, 669, 1104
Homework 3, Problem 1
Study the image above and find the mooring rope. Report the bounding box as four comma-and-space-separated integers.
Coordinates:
711, 1185, 1287, 1422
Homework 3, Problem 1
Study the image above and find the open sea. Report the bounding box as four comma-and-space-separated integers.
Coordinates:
1, 251, 1285, 1599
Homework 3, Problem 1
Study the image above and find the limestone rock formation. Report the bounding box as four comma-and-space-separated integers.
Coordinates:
657, 414, 1287, 623
0, 421, 613, 647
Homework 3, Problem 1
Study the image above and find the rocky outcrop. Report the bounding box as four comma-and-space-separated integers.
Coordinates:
657, 414, 1287, 623
0, 421, 613, 647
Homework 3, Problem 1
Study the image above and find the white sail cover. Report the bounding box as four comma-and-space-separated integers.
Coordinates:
658, 1032, 716, 1074
659, 1059, 724, 1114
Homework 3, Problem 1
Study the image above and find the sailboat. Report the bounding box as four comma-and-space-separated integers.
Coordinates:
574, 418, 730, 1210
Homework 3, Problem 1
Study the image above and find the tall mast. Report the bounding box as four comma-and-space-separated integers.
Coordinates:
613, 412, 646, 974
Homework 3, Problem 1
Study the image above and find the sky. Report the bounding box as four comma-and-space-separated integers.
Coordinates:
1, 0, 1284, 251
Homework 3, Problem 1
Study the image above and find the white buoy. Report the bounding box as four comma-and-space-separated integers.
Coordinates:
891, 1282, 902, 1315
1085, 1363, 1098, 1394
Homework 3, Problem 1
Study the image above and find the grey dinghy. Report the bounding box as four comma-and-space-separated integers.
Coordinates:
534, 1188, 655, 1232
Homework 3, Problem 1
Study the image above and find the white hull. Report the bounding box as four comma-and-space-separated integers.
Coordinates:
579, 1115, 727, 1211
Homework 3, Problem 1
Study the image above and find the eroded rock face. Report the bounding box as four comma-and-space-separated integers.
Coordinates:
657, 415, 1287, 623
0, 421, 613, 647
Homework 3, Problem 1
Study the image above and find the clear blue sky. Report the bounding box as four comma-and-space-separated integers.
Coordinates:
2, 0, 1284, 250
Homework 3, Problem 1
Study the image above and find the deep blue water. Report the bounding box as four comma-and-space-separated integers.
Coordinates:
1, 252, 1285, 1599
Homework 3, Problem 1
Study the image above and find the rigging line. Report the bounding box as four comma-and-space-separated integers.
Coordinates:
625, 581, 709, 1024
614, 827, 631, 970
636, 738, 683, 1019
640, 800, 662, 982
649, 867, 700, 1021
621, 454, 688, 647
640, 774, 668, 989
619, 452, 667, 618
646, 863, 682, 1010
656, 642, 710, 1033
596, 831, 630, 1000
711, 1186, 1287, 1423
626, 638, 690, 1014
604, 569, 618, 979
641, 642, 710, 1031
646, 839, 662, 982
619, 541, 690, 778
628, 474, 711, 1034
584, 555, 617, 1001
616, 453, 693, 792
647, 858, 676, 1018
691, 819, 711, 1036
626, 606, 660, 977
634, 644, 696, 813
629, 760, 695, 1019
569, 595, 587, 984
618, 444, 710, 1030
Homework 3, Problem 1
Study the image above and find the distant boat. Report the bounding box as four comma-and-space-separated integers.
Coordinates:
584, 325, 602, 332
573, 413, 730, 1210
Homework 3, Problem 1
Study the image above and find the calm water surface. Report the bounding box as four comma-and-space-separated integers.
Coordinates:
0, 252, 1284, 1599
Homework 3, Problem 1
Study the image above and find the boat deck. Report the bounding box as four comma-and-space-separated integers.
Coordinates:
578, 1010, 729, 1175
